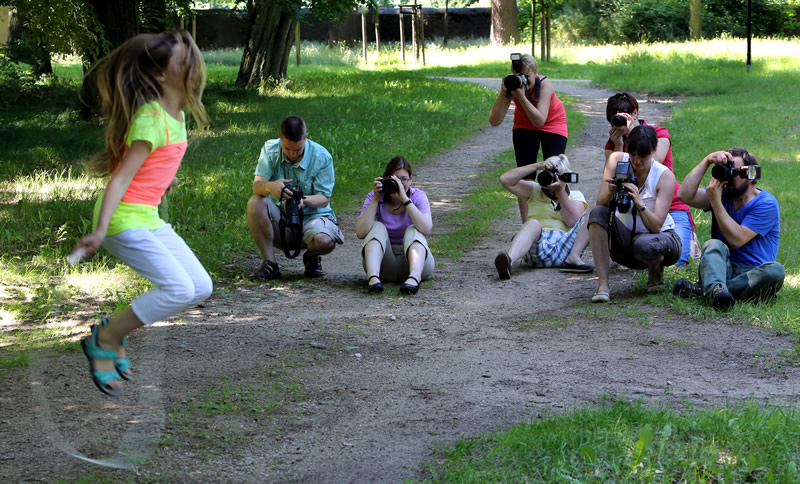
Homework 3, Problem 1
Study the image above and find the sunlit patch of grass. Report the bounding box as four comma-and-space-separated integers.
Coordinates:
418, 400, 800, 483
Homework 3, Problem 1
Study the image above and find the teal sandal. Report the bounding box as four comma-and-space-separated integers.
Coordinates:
81, 324, 122, 397
100, 316, 133, 381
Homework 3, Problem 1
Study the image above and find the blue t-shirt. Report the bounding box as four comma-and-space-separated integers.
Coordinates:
254, 139, 336, 223
713, 189, 780, 267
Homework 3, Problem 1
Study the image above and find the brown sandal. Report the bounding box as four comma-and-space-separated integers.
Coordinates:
252, 260, 281, 280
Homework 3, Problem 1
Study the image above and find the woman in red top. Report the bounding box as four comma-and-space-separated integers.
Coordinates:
490, 53, 568, 221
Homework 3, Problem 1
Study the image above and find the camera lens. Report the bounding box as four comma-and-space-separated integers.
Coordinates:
382, 178, 399, 195
711, 164, 731, 182
612, 114, 626, 127
537, 171, 555, 186
504, 75, 522, 92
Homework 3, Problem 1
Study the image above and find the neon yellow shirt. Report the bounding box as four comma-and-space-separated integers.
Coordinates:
527, 185, 587, 232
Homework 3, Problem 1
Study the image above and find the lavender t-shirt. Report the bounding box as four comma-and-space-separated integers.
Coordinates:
360, 187, 431, 245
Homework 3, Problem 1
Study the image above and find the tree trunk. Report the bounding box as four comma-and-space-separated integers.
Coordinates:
490, 0, 520, 46
689, 0, 702, 39
236, 0, 297, 89
80, 0, 140, 119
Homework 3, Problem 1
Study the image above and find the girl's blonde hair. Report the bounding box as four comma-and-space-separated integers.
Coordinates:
85, 30, 209, 176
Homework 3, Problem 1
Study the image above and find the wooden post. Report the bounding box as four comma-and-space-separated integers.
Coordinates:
531, 0, 535, 55
295, 21, 301, 66
546, 3, 551, 61
411, 7, 418, 61
374, 10, 381, 54
540, 1, 545, 62
418, 5, 425, 65
399, 9, 405, 63
361, 12, 368, 62
192, 12, 196, 41
443, 0, 449, 47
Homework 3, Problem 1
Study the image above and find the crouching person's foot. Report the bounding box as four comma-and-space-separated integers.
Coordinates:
592, 286, 610, 303
303, 252, 324, 278
252, 260, 281, 280
646, 258, 665, 293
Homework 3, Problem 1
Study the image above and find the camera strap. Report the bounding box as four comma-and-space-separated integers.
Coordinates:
279, 208, 304, 259
531, 76, 544, 104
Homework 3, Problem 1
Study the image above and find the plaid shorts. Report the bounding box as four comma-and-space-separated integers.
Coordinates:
523, 210, 587, 268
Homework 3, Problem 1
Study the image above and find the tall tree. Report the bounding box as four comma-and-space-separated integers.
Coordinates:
689, 0, 702, 38
236, 0, 297, 88
491, 0, 520, 45
236, 0, 373, 89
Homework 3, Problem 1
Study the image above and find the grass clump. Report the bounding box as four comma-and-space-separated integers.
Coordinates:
419, 399, 800, 483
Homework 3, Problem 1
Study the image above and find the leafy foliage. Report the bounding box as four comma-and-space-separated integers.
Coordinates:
551, 0, 797, 43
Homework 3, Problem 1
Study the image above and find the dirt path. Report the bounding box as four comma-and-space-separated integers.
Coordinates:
2, 80, 799, 483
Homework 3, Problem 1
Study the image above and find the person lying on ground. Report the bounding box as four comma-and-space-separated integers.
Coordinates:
493, 154, 592, 280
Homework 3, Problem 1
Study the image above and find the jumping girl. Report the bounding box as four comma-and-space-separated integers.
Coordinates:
72, 31, 211, 396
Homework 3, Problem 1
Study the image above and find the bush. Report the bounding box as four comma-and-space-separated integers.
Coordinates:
0, 52, 34, 107
546, 0, 797, 44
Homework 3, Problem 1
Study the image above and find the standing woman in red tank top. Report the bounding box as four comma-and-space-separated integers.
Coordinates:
490, 53, 569, 222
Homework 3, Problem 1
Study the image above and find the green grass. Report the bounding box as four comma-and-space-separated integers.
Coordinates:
418, 399, 800, 483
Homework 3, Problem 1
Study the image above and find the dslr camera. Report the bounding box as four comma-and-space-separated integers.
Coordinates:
536, 169, 579, 187
381, 177, 400, 202
711, 160, 761, 183
281, 184, 305, 227
611, 113, 627, 127
611, 160, 638, 214
503, 53, 528, 97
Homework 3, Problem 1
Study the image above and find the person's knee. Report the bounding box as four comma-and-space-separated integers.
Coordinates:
761, 262, 786, 288
587, 206, 610, 231
310, 233, 335, 254
702, 238, 727, 254
163, 278, 200, 308
196, 272, 214, 303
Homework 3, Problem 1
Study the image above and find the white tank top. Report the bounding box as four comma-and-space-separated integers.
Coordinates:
616, 154, 675, 233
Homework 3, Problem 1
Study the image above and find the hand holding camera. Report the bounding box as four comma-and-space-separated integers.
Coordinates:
610, 160, 639, 213
281, 184, 305, 228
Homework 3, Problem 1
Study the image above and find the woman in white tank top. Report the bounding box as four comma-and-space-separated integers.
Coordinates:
587, 125, 683, 303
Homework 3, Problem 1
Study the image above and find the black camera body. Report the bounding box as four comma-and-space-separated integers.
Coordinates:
381, 177, 400, 203
611, 114, 627, 127
611, 160, 638, 214
537, 170, 579, 187
282, 184, 305, 227
711, 161, 761, 183
504, 53, 528, 97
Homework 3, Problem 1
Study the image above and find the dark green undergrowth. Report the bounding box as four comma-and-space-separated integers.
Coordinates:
418, 399, 800, 483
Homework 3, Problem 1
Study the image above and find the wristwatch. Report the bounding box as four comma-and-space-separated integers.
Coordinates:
403, 200, 413, 207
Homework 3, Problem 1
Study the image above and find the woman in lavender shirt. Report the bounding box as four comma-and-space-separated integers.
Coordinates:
355, 156, 434, 295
